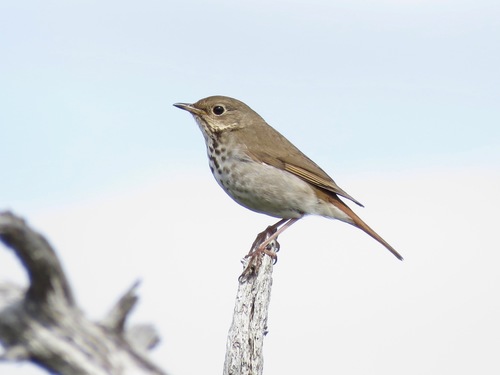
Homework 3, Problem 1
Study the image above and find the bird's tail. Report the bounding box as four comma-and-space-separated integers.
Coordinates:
326, 194, 403, 260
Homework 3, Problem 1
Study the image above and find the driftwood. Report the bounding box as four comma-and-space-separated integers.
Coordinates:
0, 211, 166, 375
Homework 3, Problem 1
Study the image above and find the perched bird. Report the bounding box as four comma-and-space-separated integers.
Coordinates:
174, 96, 402, 260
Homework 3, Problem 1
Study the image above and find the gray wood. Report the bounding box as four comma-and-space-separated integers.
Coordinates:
223, 239, 277, 375
0, 211, 167, 375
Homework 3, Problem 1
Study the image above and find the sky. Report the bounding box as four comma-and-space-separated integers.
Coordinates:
1, 0, 499, 374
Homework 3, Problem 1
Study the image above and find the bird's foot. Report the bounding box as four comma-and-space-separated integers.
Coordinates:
247, 242, 279, 263
239, 242, 278, 282
238, 218, 297, 281
247, 224, 281, 256
239, 227, 280, 281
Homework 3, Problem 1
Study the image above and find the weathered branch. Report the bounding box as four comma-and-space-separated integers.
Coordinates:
223, 236, 278, 375
0, 212, 74, 306
0, 211, 167, 375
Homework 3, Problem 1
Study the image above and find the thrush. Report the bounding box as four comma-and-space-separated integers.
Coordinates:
174, 96, 402, 261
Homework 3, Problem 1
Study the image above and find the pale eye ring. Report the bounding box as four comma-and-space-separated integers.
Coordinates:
212, 105, 225, 115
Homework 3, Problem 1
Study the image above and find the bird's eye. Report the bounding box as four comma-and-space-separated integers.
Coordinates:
212, 105, 225, 115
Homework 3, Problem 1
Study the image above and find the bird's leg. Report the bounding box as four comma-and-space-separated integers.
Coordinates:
240, 218, 300, 281
247, 218, 289, 256
255, 218, 299, 254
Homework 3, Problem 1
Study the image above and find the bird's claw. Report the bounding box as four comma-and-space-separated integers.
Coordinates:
239, 231, 280, 281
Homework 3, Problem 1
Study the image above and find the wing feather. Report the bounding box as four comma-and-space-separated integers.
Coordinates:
283, 163, 364, 207
247, 148, 364, 207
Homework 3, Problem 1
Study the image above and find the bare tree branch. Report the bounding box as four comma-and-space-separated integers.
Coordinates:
0, 212, 74, 306
223, 238, 278, 375
0, 211, 167, 375
102, 280, 142, 333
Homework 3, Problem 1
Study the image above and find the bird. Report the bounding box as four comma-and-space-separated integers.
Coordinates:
174, 96, 402, 261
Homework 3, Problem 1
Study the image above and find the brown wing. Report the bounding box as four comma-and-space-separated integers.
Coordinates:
282, 163, 364, 207
242, 123, 364, 207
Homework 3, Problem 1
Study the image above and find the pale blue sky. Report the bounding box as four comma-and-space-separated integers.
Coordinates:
2, 0, 498, 211
1, 1, 500, 374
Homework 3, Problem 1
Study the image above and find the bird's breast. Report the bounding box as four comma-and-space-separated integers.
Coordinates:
204, 139, 334, 219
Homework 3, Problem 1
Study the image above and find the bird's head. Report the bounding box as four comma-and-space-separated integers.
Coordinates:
174, 96, 264, 139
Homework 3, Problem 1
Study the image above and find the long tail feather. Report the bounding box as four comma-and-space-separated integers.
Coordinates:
327, 195, 403, 260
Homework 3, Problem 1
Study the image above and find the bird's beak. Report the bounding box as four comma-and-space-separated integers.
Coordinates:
173, 102, 204, 116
